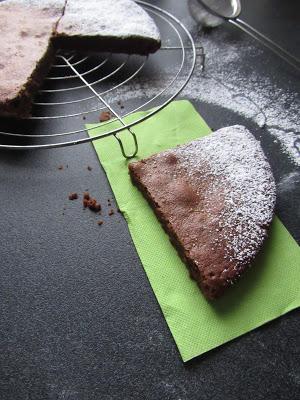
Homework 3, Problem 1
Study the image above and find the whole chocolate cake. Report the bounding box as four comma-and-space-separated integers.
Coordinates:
0, 0, 161, 118
129, 125, 276, 299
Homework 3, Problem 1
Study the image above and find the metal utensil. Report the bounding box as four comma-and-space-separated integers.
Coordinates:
189, 0, 300, 71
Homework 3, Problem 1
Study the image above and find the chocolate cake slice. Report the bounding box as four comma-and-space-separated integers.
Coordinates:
129, 125, 276, 299
55, 0, 161, 54
0, 1, 65, 118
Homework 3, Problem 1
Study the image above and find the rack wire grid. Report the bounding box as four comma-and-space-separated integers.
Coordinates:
0, 1, 200, 158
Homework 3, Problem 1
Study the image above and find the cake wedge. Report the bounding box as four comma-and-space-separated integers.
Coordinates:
129, 125, 276, 299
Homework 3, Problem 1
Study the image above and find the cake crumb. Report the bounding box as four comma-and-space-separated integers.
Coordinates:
83, 199, 89, 208
58, 165, 64, 170
68, 192, 78, 200
82, 192, 101, 212
88, 199, 101, 212
97, 220, 103, 226
83, 192, 90, 208
108, 209, 114, 216
99, 111, 111, 122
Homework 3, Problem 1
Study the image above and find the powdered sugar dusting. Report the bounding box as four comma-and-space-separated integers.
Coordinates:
5, 0, 66, 17
106, 28, 299, 166
57, 0, 160, 42
172, 125, 276, 268
5, 0, 160, 42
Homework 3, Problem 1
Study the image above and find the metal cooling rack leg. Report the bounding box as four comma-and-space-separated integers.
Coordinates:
60, 55, 138, 159
114, 130, 138, 159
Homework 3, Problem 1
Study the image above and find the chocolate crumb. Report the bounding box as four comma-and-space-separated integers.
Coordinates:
58, 165, 63, 170
68, 192, 78, 200
97, 220, 103, 226
99, 111, 111, 122
87, 166, 92, 171
83, 198, 89, 208
83, 193, 101, 212
89, 200, 97, 209
88, 198, 101, 212
108, 209, 114, 216
83, 115, 86, 120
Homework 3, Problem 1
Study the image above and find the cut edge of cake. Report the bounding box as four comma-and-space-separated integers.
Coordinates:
54, 0, 161, 55
0, 2, 61, 118
0, 0, 161, 118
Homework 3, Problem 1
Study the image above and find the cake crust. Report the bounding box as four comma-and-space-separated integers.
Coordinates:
129, 125, 276, 299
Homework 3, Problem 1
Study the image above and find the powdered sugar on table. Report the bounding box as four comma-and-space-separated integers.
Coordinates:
107, 27, 299, 167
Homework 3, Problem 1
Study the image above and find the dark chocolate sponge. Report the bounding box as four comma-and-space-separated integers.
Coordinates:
129, 125, 276, 299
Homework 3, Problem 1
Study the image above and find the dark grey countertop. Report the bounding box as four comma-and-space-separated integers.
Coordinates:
0, 1, 299, 399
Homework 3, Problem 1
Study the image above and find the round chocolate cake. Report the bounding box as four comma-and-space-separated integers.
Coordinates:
0, 0, 161, 118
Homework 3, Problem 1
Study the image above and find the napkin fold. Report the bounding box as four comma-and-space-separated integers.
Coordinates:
86, 100, 300, 362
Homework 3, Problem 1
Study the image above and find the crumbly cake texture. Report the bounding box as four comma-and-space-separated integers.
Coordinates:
129, 125, 276, 299
0, 0, 160, 118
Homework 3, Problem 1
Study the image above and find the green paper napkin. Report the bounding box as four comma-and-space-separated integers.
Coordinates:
87, 100, 300, 362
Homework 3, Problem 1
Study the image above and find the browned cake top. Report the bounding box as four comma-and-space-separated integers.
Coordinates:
129, 125, 276, 298
0, 4, 56, 102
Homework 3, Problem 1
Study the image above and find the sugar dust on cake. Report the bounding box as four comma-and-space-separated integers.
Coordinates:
129, 125, 276, 299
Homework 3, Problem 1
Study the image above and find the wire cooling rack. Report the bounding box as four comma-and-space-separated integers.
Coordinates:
0, 1, 201, 158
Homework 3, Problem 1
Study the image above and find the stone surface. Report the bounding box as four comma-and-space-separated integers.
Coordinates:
0, 0, 299, 399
